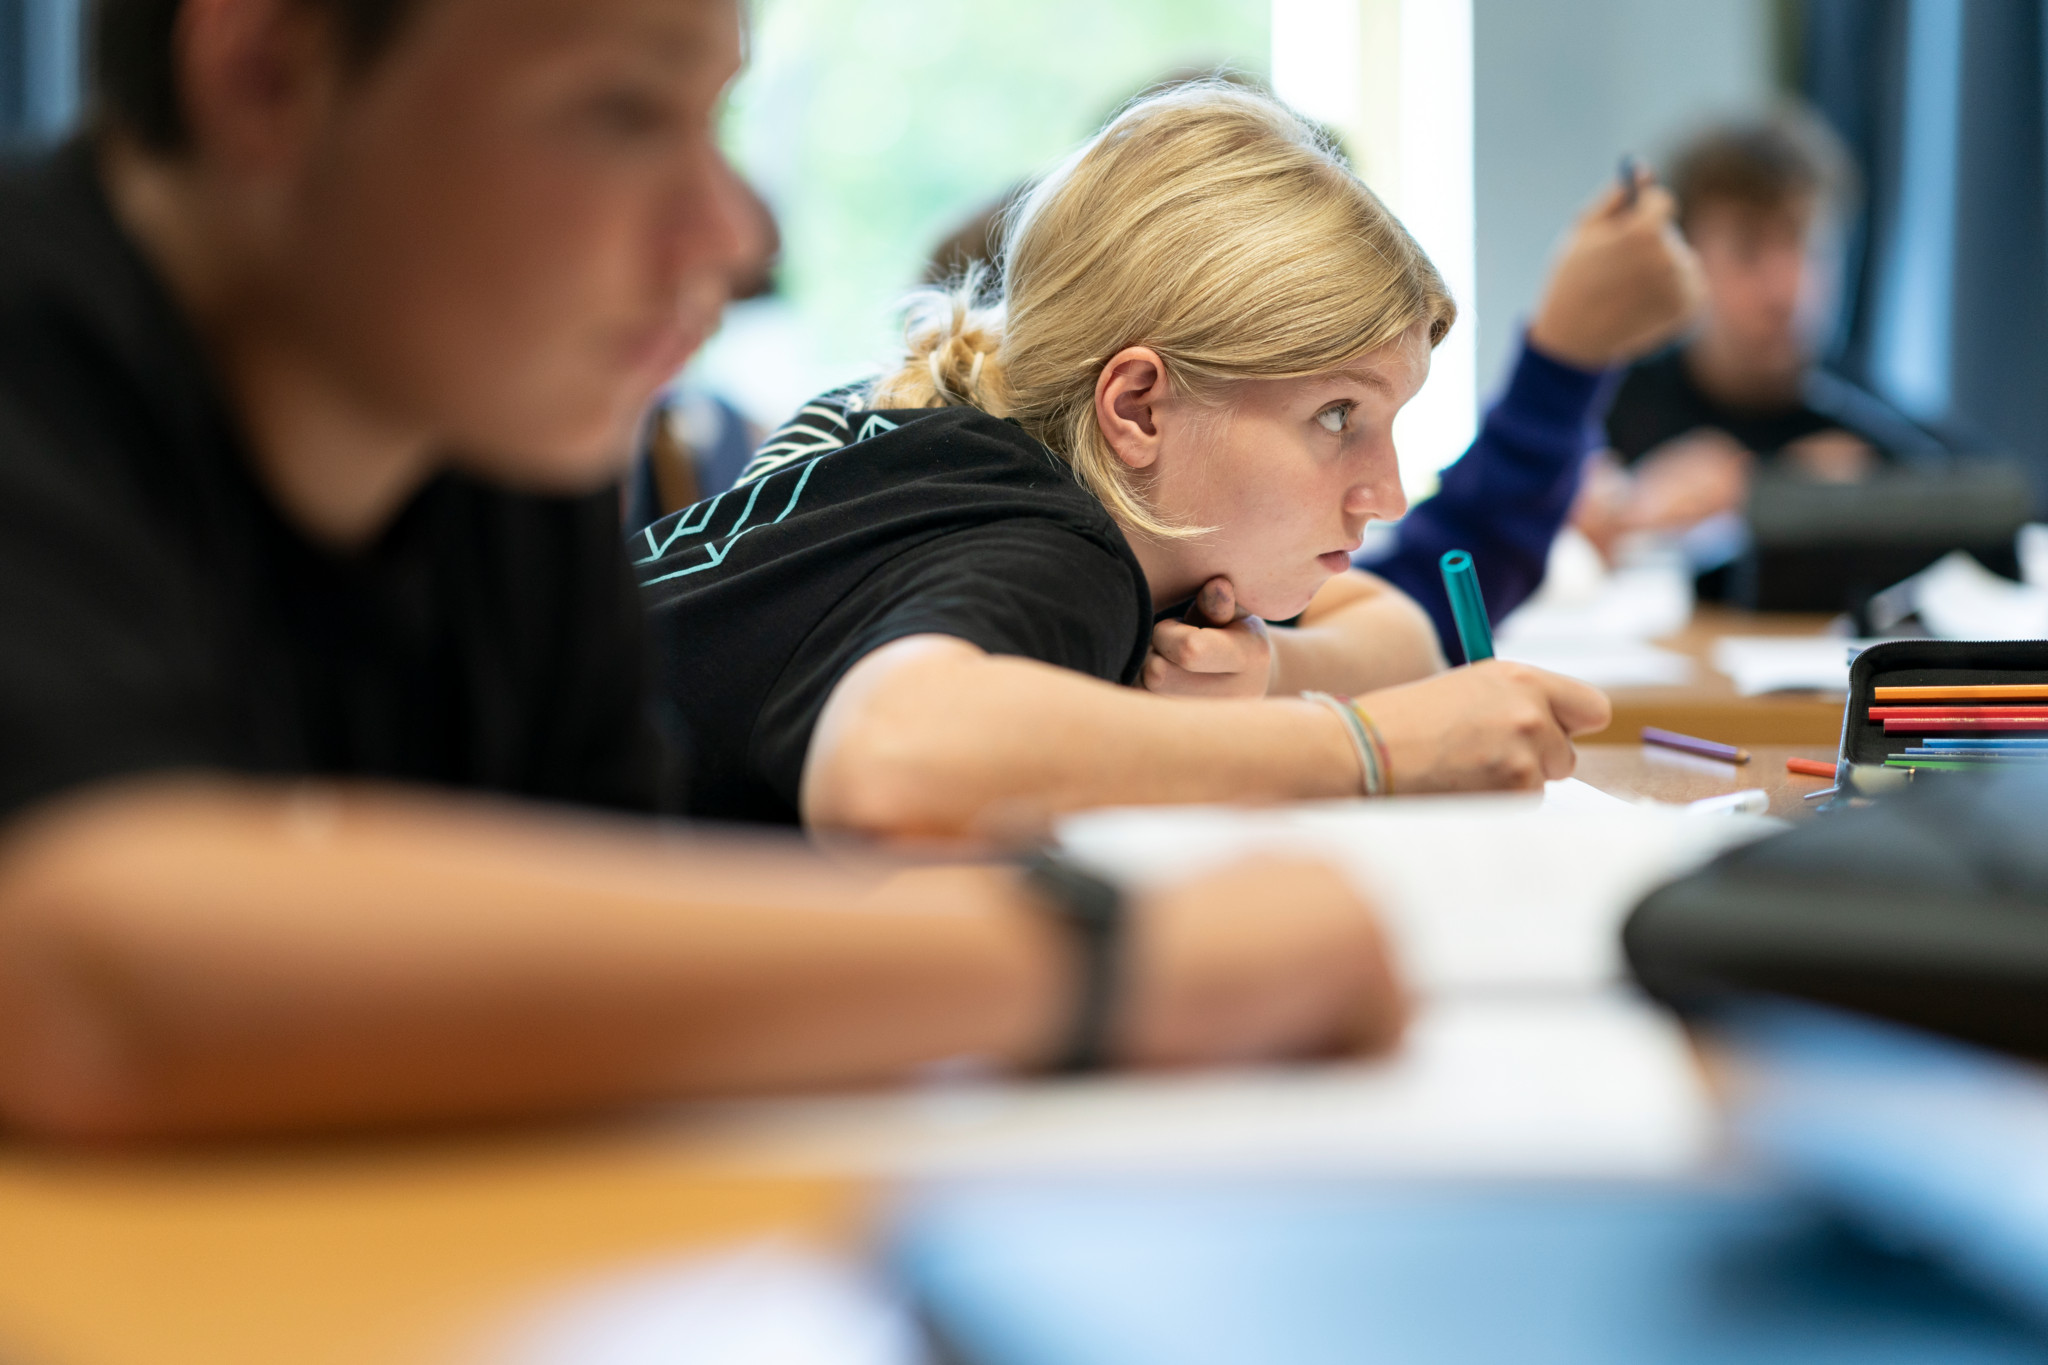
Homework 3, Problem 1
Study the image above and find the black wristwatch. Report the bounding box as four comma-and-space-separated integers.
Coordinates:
1019, 851, 1128, 1073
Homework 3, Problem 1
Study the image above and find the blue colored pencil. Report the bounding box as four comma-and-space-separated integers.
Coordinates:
1917, 738, 2048, 750
1892, 753, 2048, 765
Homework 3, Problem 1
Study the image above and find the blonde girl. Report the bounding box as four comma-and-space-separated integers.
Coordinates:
638, 81, 1609, 836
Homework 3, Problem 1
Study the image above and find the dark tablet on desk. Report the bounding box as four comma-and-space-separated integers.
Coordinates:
1734, 464, 2031, 616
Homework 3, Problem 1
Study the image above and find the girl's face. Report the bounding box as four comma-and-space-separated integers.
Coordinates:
1100, 321, 1432, 619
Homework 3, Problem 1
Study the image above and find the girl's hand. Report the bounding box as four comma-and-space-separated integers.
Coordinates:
1361, 660, 1613, 792
1143, 577, 1274, 699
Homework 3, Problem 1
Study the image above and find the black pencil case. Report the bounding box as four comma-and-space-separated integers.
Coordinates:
1624, 767, 2048, 1060
1828, 638, 2048, 792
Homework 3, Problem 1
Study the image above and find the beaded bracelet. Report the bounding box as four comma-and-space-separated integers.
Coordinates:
1301, 690, 1389, 796
1343, 697, 1395, 796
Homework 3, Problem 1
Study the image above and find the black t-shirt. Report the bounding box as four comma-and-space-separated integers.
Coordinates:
1605, 346, 1948, 466
0, 142, 664, 821
636, 386, 1152, 824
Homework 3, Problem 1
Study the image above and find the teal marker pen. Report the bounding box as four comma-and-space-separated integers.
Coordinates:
1440, 549, 1494, 665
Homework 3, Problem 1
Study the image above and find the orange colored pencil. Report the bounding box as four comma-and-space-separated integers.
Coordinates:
1785, 757, 1837, 778
1874, 685, 2048, 701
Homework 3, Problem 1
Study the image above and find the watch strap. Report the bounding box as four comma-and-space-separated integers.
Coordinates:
1019, 851, 1127, 1072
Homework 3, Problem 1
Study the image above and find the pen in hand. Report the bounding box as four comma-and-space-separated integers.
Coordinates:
1439, 549, 1494, 665
1618, 153, 1644, 208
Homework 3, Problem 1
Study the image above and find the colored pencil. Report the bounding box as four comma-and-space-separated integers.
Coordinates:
1874, 685, 2048, 701
1884, 759, 1980, 771
1886, 757, 2048, 770
1902, 748, 2048, 759
1785, 756, 1837, 778
1916, 738, 2048, 750
1642, 726, 1750, 764
1868, 706, 2048, 720
1883, 717, 2048, 732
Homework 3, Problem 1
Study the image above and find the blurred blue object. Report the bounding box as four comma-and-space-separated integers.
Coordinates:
0, 0, 82, 147
1717, 1001, 2048, 1334
896, 1178, 2048, 1365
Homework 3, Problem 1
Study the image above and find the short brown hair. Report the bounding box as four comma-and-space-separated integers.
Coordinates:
1668, 107, 1859, 233
92, 0, 421, 153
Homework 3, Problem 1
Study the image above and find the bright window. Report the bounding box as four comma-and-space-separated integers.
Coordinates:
697, 0, 1270, 429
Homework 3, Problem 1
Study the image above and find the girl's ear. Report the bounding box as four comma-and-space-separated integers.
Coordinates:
1094, 346, 1171, 470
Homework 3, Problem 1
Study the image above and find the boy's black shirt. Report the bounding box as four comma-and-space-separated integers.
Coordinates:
0, 142, 664, 820
1605, 346, 1948, 466
635, 399, 1153, 825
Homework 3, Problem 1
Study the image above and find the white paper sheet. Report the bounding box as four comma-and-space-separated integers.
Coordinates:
1541, 775, 1635, 812
1496, 639, 1696, 688
493, 1246, 923, 1365
665, 994, 1714, 1181
2020, 523, 2048, 589
652, 787, 1730, 1185
1052, 788, 1771, 995
1496, 534, 1695, 645
1711, 635, 1872, 696
1911, 550, 2048, 640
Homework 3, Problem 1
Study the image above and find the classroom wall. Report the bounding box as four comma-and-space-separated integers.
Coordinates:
1471, 0, 1777, 401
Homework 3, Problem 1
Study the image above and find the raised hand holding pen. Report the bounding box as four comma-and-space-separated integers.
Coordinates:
1143, 576, 1275, 699
1526, 157, 1703, 370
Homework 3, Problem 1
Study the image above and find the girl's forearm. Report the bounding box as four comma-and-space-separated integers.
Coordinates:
802, 636, 1362, 839
1269, 572, 1447, 697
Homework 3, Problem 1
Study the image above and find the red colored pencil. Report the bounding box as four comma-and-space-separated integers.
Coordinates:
1869, 706, 2048, 720
1883, 717, 2048, 732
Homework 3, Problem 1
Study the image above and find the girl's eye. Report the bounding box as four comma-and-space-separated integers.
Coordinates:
1316, 404, 1351, 435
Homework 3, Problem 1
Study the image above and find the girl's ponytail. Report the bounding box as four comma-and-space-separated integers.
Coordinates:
872, 264, 1010, 413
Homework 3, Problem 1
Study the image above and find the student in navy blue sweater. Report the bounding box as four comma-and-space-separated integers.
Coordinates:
1360, 164, 1704, 651
638, 88, 1697, 836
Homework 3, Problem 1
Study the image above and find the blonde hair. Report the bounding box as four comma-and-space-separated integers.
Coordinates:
873, 81, 1456, 540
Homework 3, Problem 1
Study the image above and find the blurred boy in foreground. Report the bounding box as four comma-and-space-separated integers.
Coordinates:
0, 0, 1401, 1142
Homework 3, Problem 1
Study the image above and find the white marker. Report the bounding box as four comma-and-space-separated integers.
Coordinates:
1683, 789, 1771, 818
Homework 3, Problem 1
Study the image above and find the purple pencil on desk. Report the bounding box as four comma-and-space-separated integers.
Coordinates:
1641, 726, 1752, 765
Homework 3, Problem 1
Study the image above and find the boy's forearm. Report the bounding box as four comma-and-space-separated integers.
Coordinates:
0, 778, 1068, 1141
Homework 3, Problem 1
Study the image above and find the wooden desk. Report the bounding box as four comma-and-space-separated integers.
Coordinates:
0, 751, 1831, 1365
1583, 607, 1847, 747
0, 1134, 864, 1365
1574, 743, 1838, 820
